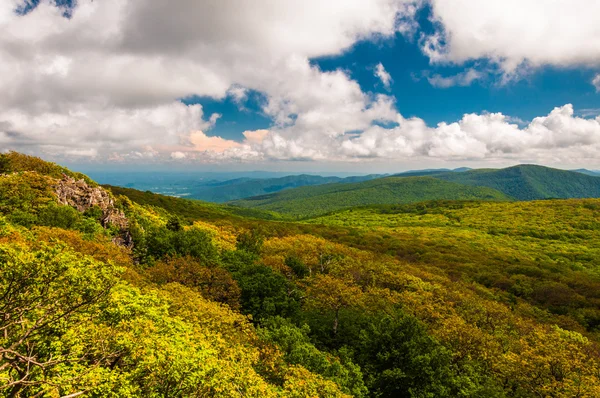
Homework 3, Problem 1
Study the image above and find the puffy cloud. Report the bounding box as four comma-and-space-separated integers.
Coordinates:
593, 74, 600, 92
0, 0, 414, 160
188, 131, 242, 153
213, 105, 600, 165
374, 63, 393, 89
0, 101, 213, 157
427, 68, 482, 88
420, 0, 600, 75
2, 1, 599, 167
242, 130, 270, 145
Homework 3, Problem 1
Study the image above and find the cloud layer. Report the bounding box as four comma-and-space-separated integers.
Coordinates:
183, 104, 600, 165
0, 0, 414, 161
421, 0, 600, 82
1, 0, 600, 166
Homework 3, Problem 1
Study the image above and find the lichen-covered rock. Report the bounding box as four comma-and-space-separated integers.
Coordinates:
55, 174, 133, 247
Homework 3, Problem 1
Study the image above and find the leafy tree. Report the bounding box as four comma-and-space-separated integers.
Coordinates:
0, 172, 54, 214
354, 310, 479, 398
83, 204, 104, 221
37, 201, 82, 229
259, 317, 368, 397
166, 215, 183, 231
222, 248, 261, 271
0, 154, 9, 174
145, 226, 220, 265
0, 243, 120, 396
285, 255, 310, 279
147, 256, 241, 309
304, 274, 363, 337
233, 263, 300, 321
7, 209, 38, 228
236, 228, 264, 255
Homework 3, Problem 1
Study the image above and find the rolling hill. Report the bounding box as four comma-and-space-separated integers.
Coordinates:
4, 151, 600, 396
432, 164, 600, 200
230, 176, 511, 217
87, 171, 385, 202
573, 168, 600, 177
187, 173, 383, 202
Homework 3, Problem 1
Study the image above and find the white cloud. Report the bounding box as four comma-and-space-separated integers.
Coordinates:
0, 0, 413, 160
242, 130, 270, 145
227, 86, 249, 107
207, 104, 600, 165
593, 74, 600, 92
1, 1, 599, 167
420, 0, 600, 76
427, 68, 482, 88
0, 101, 213, 156
187, 131, 242, 153
374, 63, 393, 89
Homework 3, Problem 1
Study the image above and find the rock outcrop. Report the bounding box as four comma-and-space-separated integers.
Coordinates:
55, 175, 133, 247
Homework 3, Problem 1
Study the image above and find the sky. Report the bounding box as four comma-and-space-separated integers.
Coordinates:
1, 0, 600, 173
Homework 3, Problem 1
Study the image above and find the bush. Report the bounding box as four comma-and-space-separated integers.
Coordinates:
147, 256, 241, 309
145, 226, 220, 265
236, 229, 264, 255
38, 202, 82, 230
285, 255, 310, 279
0, 154, 9, 174
232, 263, 300, 321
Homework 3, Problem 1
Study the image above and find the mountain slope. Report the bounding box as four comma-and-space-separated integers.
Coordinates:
230, 176, 511, 217
87, 171, 384, 202
572, 168, 600, 177
188, 174, 382, 202
4, 152, 600, 396
433, 165, 600, 200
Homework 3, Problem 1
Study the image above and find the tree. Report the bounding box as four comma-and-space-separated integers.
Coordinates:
145, 226, 220, 266
285, 255, 310, 279
354, 310, 470, 398
258, 317, 368, 397
233, 264, 300, 321
0, 154, 9, 174
166, 216, 183, 232
0, 243, 119, 396
147, 256, 241, 309
236, 229, 264, 255
304, 275, 363, 337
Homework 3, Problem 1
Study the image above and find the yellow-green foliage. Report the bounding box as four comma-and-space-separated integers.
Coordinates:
0, 238, 348, 397
190, 221, 237, 252
0, 171, 55, 213
4, 154, 600, 397
0, 151, 96, 186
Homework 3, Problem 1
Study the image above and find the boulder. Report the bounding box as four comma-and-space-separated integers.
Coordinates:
55, 174, 133, 247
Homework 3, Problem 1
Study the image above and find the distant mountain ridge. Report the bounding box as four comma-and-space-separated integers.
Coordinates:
86, 171, 386, 202
231, 164, 600, 216
427, 165, 600, 200
188, 174, 385, 202
230, 176, 511, 217
572, 168, 600, 177
88, 164, 600, 205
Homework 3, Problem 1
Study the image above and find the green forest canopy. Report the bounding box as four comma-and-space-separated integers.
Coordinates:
2, 151, 600, 397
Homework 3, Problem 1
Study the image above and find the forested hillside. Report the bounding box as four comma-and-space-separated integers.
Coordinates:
2, 151, 600, 397
428, 164, 600, 200
230, 165, 600, 217
187, 174, 383, 202
230, 176, 510, 217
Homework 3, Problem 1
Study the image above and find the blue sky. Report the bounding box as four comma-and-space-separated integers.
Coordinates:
198, 38, 600, 142
2, 1, 600, 172
197, 5, 600, 142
